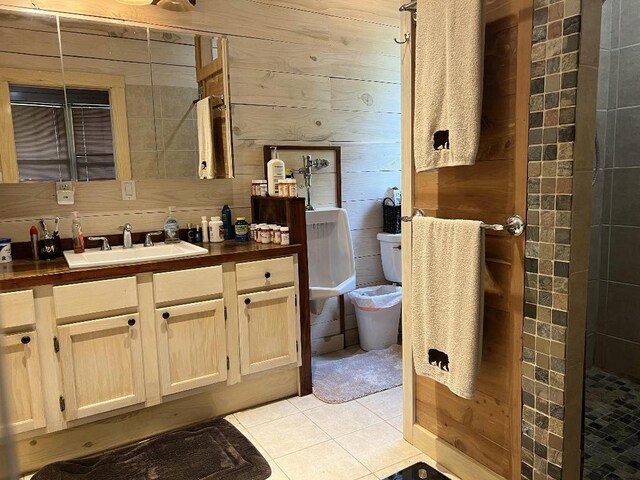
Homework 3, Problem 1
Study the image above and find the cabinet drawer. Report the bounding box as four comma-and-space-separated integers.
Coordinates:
236, 256, 294, 293
153, 266, 223, 305
0, 290, 36, 330
54, 277, 138, 321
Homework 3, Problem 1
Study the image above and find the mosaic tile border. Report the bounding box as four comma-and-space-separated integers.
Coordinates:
523, 0, 583, 479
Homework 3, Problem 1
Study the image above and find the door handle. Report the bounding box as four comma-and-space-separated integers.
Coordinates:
244, 298, 251, 305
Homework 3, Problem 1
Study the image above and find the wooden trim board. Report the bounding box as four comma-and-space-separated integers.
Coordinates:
15, 366, 299, 475
412, 424, 505, 480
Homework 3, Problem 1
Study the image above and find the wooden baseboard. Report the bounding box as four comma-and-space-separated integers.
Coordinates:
16, 367, 299, 475
412, 424, 505, 480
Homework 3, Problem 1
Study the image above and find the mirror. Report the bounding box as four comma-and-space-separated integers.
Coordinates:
0, 11, 65, 183
0, 12, 234, 183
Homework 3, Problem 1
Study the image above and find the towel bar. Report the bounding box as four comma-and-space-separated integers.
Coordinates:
401, 210, 526, 236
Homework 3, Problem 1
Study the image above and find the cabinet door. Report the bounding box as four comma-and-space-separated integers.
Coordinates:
1, 332, 45, 434
237, 286, 298, 376
155, 299, 227, 396
57, 314, 145, 421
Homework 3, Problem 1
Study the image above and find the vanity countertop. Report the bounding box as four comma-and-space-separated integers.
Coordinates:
0, 241, 303, 290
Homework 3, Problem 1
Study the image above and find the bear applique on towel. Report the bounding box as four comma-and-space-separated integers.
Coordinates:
428, 348, 449, 371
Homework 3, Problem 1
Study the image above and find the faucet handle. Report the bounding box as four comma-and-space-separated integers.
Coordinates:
87, 237, 112, 251
144, 231, 163, 247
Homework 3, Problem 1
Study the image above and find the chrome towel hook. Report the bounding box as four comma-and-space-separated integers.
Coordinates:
394, 32, 410, 44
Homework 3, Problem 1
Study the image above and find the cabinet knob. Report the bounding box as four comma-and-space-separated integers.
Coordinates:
244, 298, 251, 305
128, 318, 136, 326
21, 336, 31, 345
264, 272, 271, 279
162, 312, 170, 319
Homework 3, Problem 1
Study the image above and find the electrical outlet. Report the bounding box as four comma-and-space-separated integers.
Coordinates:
121, 180, 137, 201
56, 181, 74, 205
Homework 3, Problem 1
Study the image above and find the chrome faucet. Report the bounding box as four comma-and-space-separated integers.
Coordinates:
87, 236, 111, 251
144, 231, 163, 247
123, 223, 133, 249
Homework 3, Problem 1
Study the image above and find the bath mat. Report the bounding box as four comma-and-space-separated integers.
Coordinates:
384, 461, 451, 479
32, 418, 271, 480
312, 344, 402, 403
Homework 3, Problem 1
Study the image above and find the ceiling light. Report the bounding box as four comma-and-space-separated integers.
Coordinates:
155, 0, 196, 11
115, 0, 154, 5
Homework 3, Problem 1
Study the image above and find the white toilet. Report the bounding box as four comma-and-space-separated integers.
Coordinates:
349, 233, 403, 351
377, 233, 402, 283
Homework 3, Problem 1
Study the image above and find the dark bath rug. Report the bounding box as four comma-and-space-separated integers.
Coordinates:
32, 418, 271, 480
384, 461, 451, 479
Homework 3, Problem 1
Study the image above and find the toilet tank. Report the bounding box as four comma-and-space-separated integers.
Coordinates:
377, 233, 402, 283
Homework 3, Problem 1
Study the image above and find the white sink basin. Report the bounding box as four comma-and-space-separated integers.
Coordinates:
63, 241, 208, 269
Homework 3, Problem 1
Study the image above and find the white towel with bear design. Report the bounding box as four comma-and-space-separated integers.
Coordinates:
411, 216, 484, 399
413, 0, 485, 172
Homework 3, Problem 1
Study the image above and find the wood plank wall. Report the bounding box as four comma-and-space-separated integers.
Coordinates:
411, 1, 529, 479
0, 1, 401, 317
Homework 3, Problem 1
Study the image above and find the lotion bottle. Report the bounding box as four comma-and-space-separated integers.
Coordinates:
267, 147, 285, 196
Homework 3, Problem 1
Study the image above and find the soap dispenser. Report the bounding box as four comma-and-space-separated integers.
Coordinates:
164, 206, 180, 244
267, 147, 285, 196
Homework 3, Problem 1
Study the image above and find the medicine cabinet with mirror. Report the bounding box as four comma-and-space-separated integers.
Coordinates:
0, 10, 233, 183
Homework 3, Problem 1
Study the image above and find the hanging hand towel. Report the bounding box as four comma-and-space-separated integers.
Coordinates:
413, 0, 485, 172
197, 97, 216, 179
411, 216, 484, 399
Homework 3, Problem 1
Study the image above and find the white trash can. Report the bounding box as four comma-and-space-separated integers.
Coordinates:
348, 285, 402, 351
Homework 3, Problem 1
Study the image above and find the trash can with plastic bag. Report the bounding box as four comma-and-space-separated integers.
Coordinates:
348, 285, 402, 351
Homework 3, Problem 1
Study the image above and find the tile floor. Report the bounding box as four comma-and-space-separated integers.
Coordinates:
583, 367, 640, 479
227, 386, 458, 480
22, 386, 457, 480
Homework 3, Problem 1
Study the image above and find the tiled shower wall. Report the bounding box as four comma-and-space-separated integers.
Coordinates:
587, 0, 640, 379
522, 0, 584, 479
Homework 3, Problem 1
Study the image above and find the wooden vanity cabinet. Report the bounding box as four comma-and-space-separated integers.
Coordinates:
155, 299, 227, 396
153, 266, 228, 397
0, 289, 46, 434
1, 331, 45, 434
236, 257, 299, 376
237, 286, 298, 375
53, 277, 144, 421
56, 314, 145, 421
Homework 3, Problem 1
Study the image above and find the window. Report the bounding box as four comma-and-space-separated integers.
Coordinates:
10, 86, 116, 182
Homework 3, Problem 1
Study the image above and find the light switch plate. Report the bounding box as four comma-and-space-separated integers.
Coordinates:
56, 181, 75, 205
121, 180, 137, 201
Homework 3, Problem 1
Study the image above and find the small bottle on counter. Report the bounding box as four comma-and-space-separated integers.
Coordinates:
273, 225, 281, 244
235, 217, 249, 242
280, 226, 290, 245
259, 225, 271, 244
201, 216, 209, 243
249, 224, 258, 242
209, 216, 224, 243
195, 225, 203, 243
30, 226, 40, 261
289, 179, 298, 198
71, 211, 85, 253
0, 238, 12, 263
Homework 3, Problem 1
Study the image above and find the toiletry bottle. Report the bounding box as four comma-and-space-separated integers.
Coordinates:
221, 204, 233, 240
71, 212, 85, 254
235, 217, 249, 242
30, 226, 40, 260
267, 147, 285, 196
187, 223, 196, 243
199, 216, 209, 243
209, 216, 224, 243
195, 225, 203, 243
53, 216, 61, 257
164, 206, 180, 244
280, 226, 290, 245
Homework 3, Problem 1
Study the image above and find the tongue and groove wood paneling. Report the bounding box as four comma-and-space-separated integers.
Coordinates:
0, 0, 402, 296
